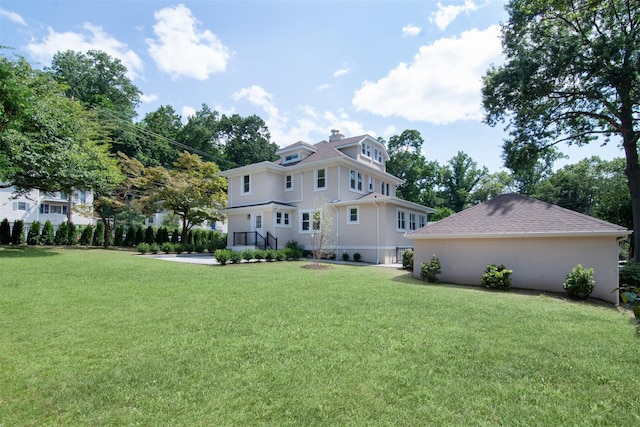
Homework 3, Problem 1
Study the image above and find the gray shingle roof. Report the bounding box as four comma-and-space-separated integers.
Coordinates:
408, 193, 629, 237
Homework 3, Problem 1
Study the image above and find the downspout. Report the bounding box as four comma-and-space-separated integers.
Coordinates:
373, 198, 380, 264
331, 201, 339, 256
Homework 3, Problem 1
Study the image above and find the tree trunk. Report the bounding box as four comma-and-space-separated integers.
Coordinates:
181, 216, 189, 244
622, 131, 640, 262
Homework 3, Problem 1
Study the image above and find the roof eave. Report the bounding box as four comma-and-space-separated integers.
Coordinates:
406, 230, 632, 240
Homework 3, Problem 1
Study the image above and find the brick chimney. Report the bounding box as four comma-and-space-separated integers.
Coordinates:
329, 129, 344, 142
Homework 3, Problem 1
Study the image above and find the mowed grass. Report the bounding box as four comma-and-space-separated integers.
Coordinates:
1, 247, 639, 426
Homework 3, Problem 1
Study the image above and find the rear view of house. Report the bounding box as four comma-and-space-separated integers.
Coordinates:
219, 131, 435, 263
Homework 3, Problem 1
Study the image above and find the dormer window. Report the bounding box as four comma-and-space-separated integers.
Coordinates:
361, 142, 372, 158
374, 148, 383, 163
283, 153, 299, 164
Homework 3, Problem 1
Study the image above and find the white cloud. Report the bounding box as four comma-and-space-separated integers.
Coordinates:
25, 23, 143, 79
140, 93, 159, 103
333, 67, 350, 78
181, 105, 196, 123
402, 24, 422, 37
352, 25, 503, 125
0, 8, 26, 25
147, 4, 230, 80
430, 0, 479, 31
317, 83, 331, 91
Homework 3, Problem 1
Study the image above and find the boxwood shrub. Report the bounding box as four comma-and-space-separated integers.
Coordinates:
481, 264, 512, 290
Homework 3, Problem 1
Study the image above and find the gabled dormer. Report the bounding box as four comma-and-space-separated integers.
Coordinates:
276, 141, 317, 165
326, 131, 389, 172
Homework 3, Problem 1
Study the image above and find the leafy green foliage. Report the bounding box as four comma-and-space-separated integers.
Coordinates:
563, 265, 596, 298
27, 221, 41, 245
161, 242, 175, 254
10, 220, 25, 245
242, 249, 255, 261
342, 252, 350, 261
55, 222, 68, 246
144, 226, 155, 245
421, 255, 442, 282
402, 250, 414, 270
79, 225, 93, 246
41, 220, 54, 246
0, 218, 11, 245
93, 221, 105, 247
353, 253, 362, 262
114, 225, 125, 247
65, 222, 77, 245
136, 242, 150, 254
439, 151, 488, 212
481, 264, 513, 290
214, 249, 232, 265
149, 243, 160, 254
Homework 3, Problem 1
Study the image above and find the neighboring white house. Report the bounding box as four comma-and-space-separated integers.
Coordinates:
0, 186, 94, 233
144, 211, 227, 233
406, 193, 630, 304
219, 130, 435, 264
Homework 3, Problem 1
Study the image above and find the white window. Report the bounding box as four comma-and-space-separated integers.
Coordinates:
381, 181, 386, 195
276, 212, 291, 227
374, 148, 383, 163
368, 176, 373, 192
350, 170, 363, 192
283, 153, 299, 164
397, 210, 406, 231
13, 202, 29, 211
315, 169, 326, 190
409, 213, 416, 231
347, 206, 359, 224
386, 183, 390, 196
284, 174, 293, 191
361, 142, 371, 158
418, 214, 426, 229
40, 204, 67, 215
242, 174, 251, 194
300, 209, 321, 233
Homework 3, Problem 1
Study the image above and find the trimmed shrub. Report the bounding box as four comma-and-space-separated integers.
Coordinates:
275, 249, 286, 261
563, 264, 595, 299
214, 249, 231, 265
183, 243, 194, 254
65, 222, 77, 245
136, 242, 150, 254
194, 243, 207, 253
161, 242, 175, 254
149, 243, 160, 254
93, 221, 105, 247
353, 253, 362, 262
42, 220, 55, 246
134, 227, 144, 246
254, 249, 267, 262
156, 226, 169, 244
115, 225, 126, 246
79, 225, 93, 246
144, 226, 155, 245
285, 240, 304, 259
402, 250, 414, 270
174, 244, 184, 254
10, 220, 25, 245
242, 249, 255, 262
421, 255, 442, 282
27, 221, 41, 245
171, 229, 179, 244
55, 222, 68, 245
342, 252, 350, 261
0, 218, 10, 245
481, 264, 513, 290
265, 249, 276, 262
230, 251, 243, 264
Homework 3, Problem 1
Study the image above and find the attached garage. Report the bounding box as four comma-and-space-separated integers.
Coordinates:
406, 194, 630, 304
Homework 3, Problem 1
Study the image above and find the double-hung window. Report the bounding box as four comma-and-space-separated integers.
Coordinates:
300, 209, 321, 233
409, 213, 416, 231
285, 174, 293, 191
276, 212, 290, 227
418, 214, 426, 229
397, 210, 406, 231
242, 174, 251, 194
350, 170, 363, 192
347, 206, 359, 224
315, 169, 326, 190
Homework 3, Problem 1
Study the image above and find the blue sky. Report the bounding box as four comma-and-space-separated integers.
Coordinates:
0, 0, 624, 172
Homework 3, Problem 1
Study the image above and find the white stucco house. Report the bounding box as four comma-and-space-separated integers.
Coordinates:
406, 193, 630, 304
0, 186, 94, 233
219, 130, 435, 264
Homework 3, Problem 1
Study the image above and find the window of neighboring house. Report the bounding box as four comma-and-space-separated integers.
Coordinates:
60, 192, 67, 200
397, 210, 406, 230
285, 174, 293, 191
347, 206, 359, 224
13, 202, 29, 211
409, 213, 416, 231
300, 209, 321, 233
40, 204, 67, 215
242, 174, 251, 194
147, 217, 154, 224
283, 153, 299, 164
368, 176, 373, 192
315, 168, 326, 190
350, 170, 363, 192
78, 192, 87, 203
418, 214, 426, 229
276, 212, 291, 227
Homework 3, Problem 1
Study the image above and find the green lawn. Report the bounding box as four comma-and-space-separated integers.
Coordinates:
1, 247, 639, 426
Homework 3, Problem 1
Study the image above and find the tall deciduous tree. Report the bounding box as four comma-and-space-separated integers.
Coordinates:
220, 114, 277, 168
142, 151, 227, 243
137, 105, 182, 167
439, 151, 488, 212
482, 0, 640, 258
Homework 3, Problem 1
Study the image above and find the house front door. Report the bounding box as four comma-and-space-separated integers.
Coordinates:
251, 213, 264, 236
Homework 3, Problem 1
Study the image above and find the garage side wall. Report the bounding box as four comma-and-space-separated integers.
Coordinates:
412, 236, 620, 304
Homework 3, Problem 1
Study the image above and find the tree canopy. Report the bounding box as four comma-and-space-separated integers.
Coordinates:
482, 0, 640, 258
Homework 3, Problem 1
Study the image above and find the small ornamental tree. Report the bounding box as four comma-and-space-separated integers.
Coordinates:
563, 264, 595, 299
0, 218, 11, 244
41, 220, 55, 245
11, 220, 25, 245
55, 222, 68, 245
27, 221, 41, 245
93, 221, 105, 247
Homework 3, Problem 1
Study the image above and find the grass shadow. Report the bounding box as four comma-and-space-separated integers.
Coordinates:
0, 246, 61, 258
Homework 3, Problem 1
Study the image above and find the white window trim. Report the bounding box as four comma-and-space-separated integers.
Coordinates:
299, 209, 321, 234
276, 212, 292, 228
418, 214, 426, 229
347, 206, 359, 225
409, 212, 417, 231
349, 169, 363, 193
284, 174, 294, 192
242, 174, 251, 195
283, 153, 300, 164
315, 168, 327, 191
396, 209, 407, 231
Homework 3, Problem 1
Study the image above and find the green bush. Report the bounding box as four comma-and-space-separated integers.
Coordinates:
156, 226, 169, 244
116, 225, 126, 246
481, 264, 512, 290
0, 218, 10, 245
161, 242, 175, 254
93, 221, 105, 247
242, 249, 255, 262
230, 251, 242, 264
563, 264, 595, 299
183, 243, 194, 254
55, 222, 68, 245
353, 253, 362, 262
136, 242, 151, 254
421, 255, 442, 282
342, 252, 350, 261
214, 249, 231, 265
27, 221, 41, 245
275, 250, 286, 261
285, 240, 304, 259
79, 225, 93, 246
617, 263, 640, 332
194, 243, 207, 253
171, 229, 180, 244
174, 244, 184, 254
402, 250, 414, 270
65, 222, 77, 245
144, 226, 155, 245
42, 220, 55, 246
11, 220, 25, 245
149, 243, 160, 254
254, 249, 267, 262
134, 227, 144, 246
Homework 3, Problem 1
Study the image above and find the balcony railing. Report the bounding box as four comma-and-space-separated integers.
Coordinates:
233, 231, 278, 250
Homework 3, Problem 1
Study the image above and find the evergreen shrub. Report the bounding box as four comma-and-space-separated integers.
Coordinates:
11, 220, 25, 245
136, 243, 150, 254
402, 250, 414, 270
134, 227, 144, 246
79, 225, 93, 246
230, 251, 243, 264
214, 249, 231, 265
342, 252, 350, 261
93, 221, 105, 247
161, 242, 175, 254
42, 220, 55, 245
27, 221, 41, 245
55, 222, 68, 245
65, 222, 77, 245
149, 243, 160, 254
115, 225, 125, 246
481, 264, 513, 290
353, 253, 362, 262
421, 255, 442, 282
144, 226, 155, 245
242, 249, 255, 262
0, 218, 10, 244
